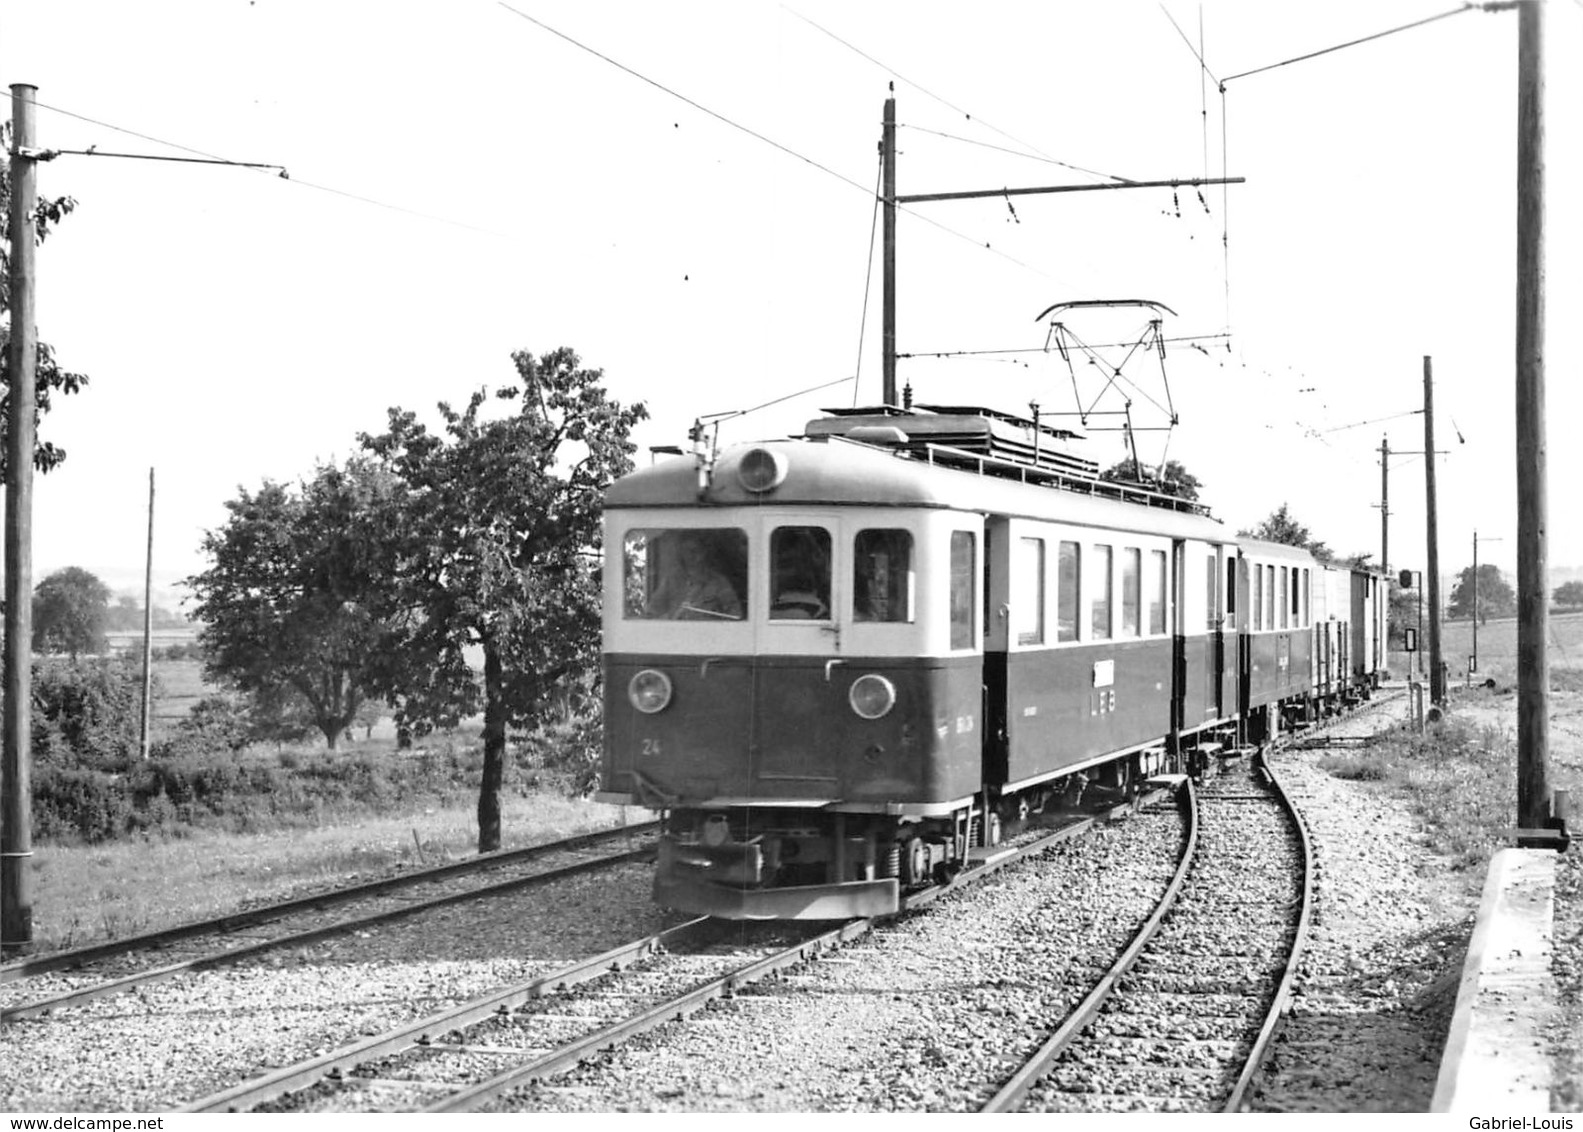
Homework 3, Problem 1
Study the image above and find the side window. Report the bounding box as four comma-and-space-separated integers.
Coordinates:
1225, 556, 1237, 631
624, 528, 747, 621
1266, 565, 1275, 629
1253, 563, 1263, 631
770, 526, 831, 621
853, 529, 913, 622
1279, 566, 1289, 629
1015, 537, 1045, 645
1121, 547, 1141, 637
1057, 541, 1080, 643
1206, 553, 1218, 631
1091, 544, 1113, 641
1149, 549, 1167, 635
1302, 568, 1310, 626
949, 531, 976, 649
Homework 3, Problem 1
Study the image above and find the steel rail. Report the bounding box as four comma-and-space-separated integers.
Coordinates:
980, 781, 1199, 1112
423, 799, 1160, 1114
1222, 748, 1317, 1112
4, 846, 652, 1022
178, 916, 715, 1113
0, 821, 656, 985
423, 917, 876, 1113
176, 791, 1160, 1113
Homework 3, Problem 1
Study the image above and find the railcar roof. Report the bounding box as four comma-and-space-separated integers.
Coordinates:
607, 437, 1229, 541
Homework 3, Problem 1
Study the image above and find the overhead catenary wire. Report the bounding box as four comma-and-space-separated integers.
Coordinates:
20, 95, 516, 237
782, 3, 1135, 184
1218, 4, 1485, 86
494, 1, 1064, 285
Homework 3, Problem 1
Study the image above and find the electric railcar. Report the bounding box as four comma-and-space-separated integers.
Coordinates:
596, 405, 1386, 920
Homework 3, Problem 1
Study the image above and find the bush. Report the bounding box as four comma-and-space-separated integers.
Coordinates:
32, 658, 149, 771
164, 694, 254, 756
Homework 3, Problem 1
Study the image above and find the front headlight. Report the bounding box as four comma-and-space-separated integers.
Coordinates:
848, 674, 897, 720
628, 669, 673, 714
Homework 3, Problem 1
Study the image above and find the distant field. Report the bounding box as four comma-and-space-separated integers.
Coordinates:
149, 657, 212, 737
1388, 609, 1583, 687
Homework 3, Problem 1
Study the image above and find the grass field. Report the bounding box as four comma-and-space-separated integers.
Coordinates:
1387, 608, 1583, 687
25, 790, 640, 952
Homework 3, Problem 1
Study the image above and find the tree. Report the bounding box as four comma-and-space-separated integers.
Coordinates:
1555, 581, 1583, 609
187, 458, 405, 749
1099, 457, 1201, 501
1239, 502, 1331, 561
359, 347, 647, 852
1449, 563, 1516, 623
2, 121, 89, 481
32, 566, 111, 658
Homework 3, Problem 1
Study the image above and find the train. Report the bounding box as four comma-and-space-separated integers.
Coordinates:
595, 404, 1387, 919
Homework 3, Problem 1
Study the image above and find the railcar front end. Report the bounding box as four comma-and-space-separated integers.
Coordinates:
596, 441, 986, 919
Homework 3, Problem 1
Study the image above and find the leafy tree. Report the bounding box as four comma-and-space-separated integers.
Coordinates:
1099, 457, 1201, 501
187, 458, 405, 749
359, 347, 647, 852
1239, 502, 1331, 561
1449, 563, 1516, 623
32, 566, 111, 658
1554, 581, 1583, 609
2, 122, 88, 481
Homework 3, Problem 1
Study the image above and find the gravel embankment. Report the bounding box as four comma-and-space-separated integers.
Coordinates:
0, 863, 676, 1112
493, 807, 1187, 1112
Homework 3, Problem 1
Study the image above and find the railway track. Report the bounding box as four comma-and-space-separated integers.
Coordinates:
981, 693, 1405, 1112
0, 822, 657, 1022
983, 752, 1310, 1112
175, 792, 1160, 1113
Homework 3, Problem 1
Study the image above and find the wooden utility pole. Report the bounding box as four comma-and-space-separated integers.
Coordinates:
1379, 435, 1390, 573
1424, 356, 1444, 707
140, 468, 155, 760
3, 83, 38, 954
1514, 0, 1550, 833
881, 92, 896, 406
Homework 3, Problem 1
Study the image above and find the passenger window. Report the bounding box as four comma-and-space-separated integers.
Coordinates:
624, 528, 747, 620
1253, 564, 1263, 631
1149, 549, 1167, 635
1122, 548, 1141, 637
853, 529, 912, 622
1280, 566, 1289, 629
770, 526, 832, 620
949, 531, 976, 649
1225, 557, 1237, 631
1206, 553, 1217, 631
1266, 565, 1275, 629
1015, 537, 1045, 645
1057, 541, 1080, 643
1091, 544, 1113, 640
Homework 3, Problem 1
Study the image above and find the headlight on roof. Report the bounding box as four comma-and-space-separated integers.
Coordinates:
628, 669, 673, 714
737, 447, 788, 493
848, 674, 897, 720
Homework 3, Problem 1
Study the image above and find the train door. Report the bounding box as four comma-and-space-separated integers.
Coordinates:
1208, 545, 1225, 720
751, 513, 845, 785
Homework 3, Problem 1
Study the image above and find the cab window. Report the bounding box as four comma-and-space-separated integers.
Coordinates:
624, 528, 747, 621
770, 526, 831, 620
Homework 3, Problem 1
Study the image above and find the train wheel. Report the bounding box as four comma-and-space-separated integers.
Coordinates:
901, 837, 929, 885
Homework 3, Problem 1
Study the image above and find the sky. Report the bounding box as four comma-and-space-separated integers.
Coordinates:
0, 0, 1578, 610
